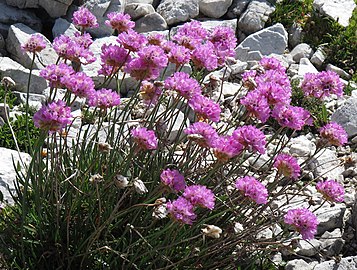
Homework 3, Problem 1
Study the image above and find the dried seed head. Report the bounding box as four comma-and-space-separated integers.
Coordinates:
1, 77, 16, 88
152, 199, 168, 220
89, 174, 103, 183
133, 178, 148, 194
98, 142, 113, 153
115, 175, 129, 189
202, 225, 222, 239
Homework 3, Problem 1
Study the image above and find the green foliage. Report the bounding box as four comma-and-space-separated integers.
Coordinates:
0, 84, 17, 109
0, 114, 40, 152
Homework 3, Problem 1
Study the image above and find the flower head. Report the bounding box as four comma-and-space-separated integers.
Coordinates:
101, 43, 130, 67
274, 153, 301, 180
172, 20, 207, 50
232, 125, 266, 154
72, 6, 98, 29
284, 208, 319, 240
160, 169, 186, 192
21, 34, 46, 53
259, 57, 286, 73
235, 176, 268, 204
319, 122, 348, 146
316, 180, 344, 203
212, 135, 243, 163
105, 12, 135, 33
88, 88, 121, 109
131, 127, 158, 151
61, 72, 95, 98
167, 43, 191, 68
184, 122, 218, 148
272, 105, 312, 130
40, 63, 75, 88
164, 72, 201, 99
167, 197, 196, 225
140, 81, 163, 105
191, 42, 218, 71
33, 100, 72, 133
188, 95, 221, 122
240, 90, 271, 123
117, 29, 147, 52
183, 185, 215, 210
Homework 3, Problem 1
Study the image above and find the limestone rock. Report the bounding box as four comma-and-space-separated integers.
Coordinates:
313, 256, 357, 270
6, 23, 57, 70
285, 259, 313, 270
309, 148, 344, 179
313, 0, 356, 27
288, 22, 304, 48
298, 58, 318, 76
289, 135, 316, 158
320, 229, 345, 256
134, 12, 168, 33
315, 204, 346, 234
297, 239, 321, 257
238, 0, 275, 35
310, 46, 326, 67
331, 98, 357, 137
199, 0, 233, 18
125, 3, 155, 20
236, 23, 288, 62
157, 0, 199, 26
289, 43, 313, 63
0, 57, 48, 94
0, 147, 31, 204
326, 64, 351, 80
227, 0, 251, 19
52, 18, 79, 38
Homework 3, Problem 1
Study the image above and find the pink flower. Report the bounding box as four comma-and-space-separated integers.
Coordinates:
72, 6, 98, 29
72, 32, 93, 49
117, 29, 147, 52
232, 125, 267, 154
33, 100, 72, 133
40, 63, 75, 88
274, 153, 301, 180
21, 34, 46, 53
240, 90, 271, 123
167, 197, 196, 225
183, 185, 215, 210
316, 180, 344, 203
172, 20, 207, 50
284, 208, 319, 240
188, 95, 221, 122
212, 135, 243, 162
61, 72, 95, 98
319, 122, 348, 146
88, 88, 121, 109
259, 57, 286, 73
138, 45, 168, 70
105, 12, 135, 33
101, 43, 130, 67
235, 176, 268, 205
131, 127, 158, 151
125, 58, 160, 81
184, 122, 218, 148
257, 82, 291, 106
272, 104, 312, 130
147, 33, 166, 46
164, 72, 201, 99
209, 26, 237, 65
191, 42, 218, 71
160, 169, 186, 192
167, 43, 191, 68
140, 81, 163, 105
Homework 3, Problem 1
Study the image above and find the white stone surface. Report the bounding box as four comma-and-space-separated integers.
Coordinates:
125, 3, 155, 20
309, 148, 344, 179
199, 0, 233, 18
157, 0, 199, 25
313, 0, 356, 27
52, 18, 79, 38
289, 43, 313, 63
331, 98, 357, 137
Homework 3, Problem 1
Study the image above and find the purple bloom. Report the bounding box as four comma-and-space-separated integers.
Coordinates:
284, 208, 319, 240
316, 180, 344, 203
117, 29, 147, 52
167, 43, 191, 68
172, 20, 208, 50
140, 81, 163, 105
33, 100, 72, 133
160, 169, 186, 192
72, 6, 98, 29
131, 127, 158, 151
240, 90, 271, 123
164, 72, 201, 99
188, 95, 221, 122
147, 33, 166, 46
183, 185, 215, 210
105, 12, 135, 33
21, 34, 46, 53
72, 32, 93, 49
138, 45, 168, 70
101, 43, 130, 67
259, 57, 286, 73
257, 82, 291, 106
125, 58, 160, 81
301, 71, 344, 99
274, 153, 301, 180
209, 26, 237, 65
272, 104, 312, 130
191, 42, 218, 71
88, 88, 121, 109
256, 70, 291, 89
40, 63, 75, 88
61, 72, 95, 98
167, 197, 196, 225
232, 125, 267, 154
235, 176, 268, 205
212, 135, 243, 162
319, 122, 348, 146
184, 122, 218, 148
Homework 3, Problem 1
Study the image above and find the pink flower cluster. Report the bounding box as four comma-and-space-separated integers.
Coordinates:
319, 122, 348, 146
274, 153, 301, 180
40, 63, 75, 89
21, 34, 46, 53
284, 208, 319, 240
72, 6, 98, 29
131, 127, 158, 151
316, 180, 344, 203
232, 125, 266, 154
235, 176, 268, 204
105, 12, 135, 33
301, 71, 344, 99
88, 88, 121, 109
160, 169, 186, 192
33, 100, 72, 133
167, 184, 215, 225
184, 122, 218, 148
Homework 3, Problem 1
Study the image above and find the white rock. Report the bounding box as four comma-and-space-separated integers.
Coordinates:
227, 0, 251, 19
125, 3, 155, 20
39, 0, 73, 18
134, 12, 168, 33
248, 153, 270, 170
297, 239, 321, 257
331, 98, 357, 137
127, 0, 153, 3
320, 228, 345, 256
0, 57, 48, 94
157, 0, 199, 25
326, 64, 352, 80
314, 256, 357, 270
0, 147, 31, 204
310, 46, 326, 67
236, 23, 288, 62
238, 0, 275, 35
314, 203, 346, 234
289, 43, 313, 63
52, 18, 79, 38
309, 148, 344, 179
285, 259, 313, 270
13, 91, 45, 110
289, 135, 316, 157
298, 58, 318, 76
221, 82, 242, 96
6, 23, 57, 70
313, 0, 356, 27
199, 0, 233, 18
288, 22, 304, 48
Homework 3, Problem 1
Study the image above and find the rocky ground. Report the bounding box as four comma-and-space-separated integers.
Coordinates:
0, 0, 356, 269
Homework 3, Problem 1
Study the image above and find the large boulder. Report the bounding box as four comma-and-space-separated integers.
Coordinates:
227, 0, 252, 19
125, 3, 155, 20
157, 0, 199, 26
331, 98, 357, 138
199, 0, 233, 19
52, 18, 79, 38
235, 23, 288, 62
134, 12, 168, 33
313, 0, 356, 27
